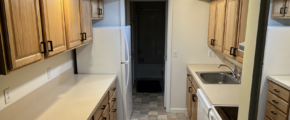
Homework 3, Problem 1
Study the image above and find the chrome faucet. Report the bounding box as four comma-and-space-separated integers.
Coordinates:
218, 64, 241, 81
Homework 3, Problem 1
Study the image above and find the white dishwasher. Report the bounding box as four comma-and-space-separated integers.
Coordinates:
197, 89, 212, 120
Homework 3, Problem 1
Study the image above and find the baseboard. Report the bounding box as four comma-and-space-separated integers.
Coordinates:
170, 108, 187, 113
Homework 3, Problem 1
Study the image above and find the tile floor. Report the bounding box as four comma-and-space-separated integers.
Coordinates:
130, 82, 190, 120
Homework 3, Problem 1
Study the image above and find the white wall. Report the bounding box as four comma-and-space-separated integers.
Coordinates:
170, 0, 223, 109
0, 52, 74, 111
92, 0, 121, 26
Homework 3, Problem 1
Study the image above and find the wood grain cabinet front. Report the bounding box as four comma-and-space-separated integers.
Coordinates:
63, 0, 82, 49
91, 0, 104, 19
0, 0, 44, 71
40, 0, 67, 57
80, 0, 93, 44
186, 70, 199, 120
186, 79, 192, 118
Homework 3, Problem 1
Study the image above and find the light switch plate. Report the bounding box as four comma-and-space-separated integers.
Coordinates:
3, 88, 11, 104
208, 50, 216, 58
173, 50, 178, 57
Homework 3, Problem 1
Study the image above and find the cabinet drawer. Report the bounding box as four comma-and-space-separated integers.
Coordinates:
265, 116, 271, 120
191, 76, 199, 90
110, 103, 117, 120
94, 93, 109, 120
265, 102, 287, 120
268, 81, 290, 102
109, 81, 117, 99
109, 91, 117, 109
267, 91, 289, 113
103, 104, 110, 120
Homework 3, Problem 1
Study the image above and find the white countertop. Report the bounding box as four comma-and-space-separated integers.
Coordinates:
187, 64, 241, 106
10, 74, 117, 120
268, 76, 290, 90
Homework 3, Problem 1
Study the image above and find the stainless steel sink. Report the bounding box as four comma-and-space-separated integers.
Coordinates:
196, 72, 240, 84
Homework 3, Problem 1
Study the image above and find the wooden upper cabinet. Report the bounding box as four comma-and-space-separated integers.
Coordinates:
285, 0, 290, 17
214, 0, 226, 52
63, 0, 82, 49
1, 0, 44, 70
80, 0, 93, 44
272, 0, 286, 18
91, 0, 104, 19
208, 0, 217, 48
40, 0, 67, 57
223, 0, 240, 58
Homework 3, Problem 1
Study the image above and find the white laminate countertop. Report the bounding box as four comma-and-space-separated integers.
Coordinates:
10, 74, 117, 120
268, 76, 290, 90
187, 64, 241, 106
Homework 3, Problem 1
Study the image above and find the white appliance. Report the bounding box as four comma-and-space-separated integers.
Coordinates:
257, 26, 290, 120
76, 26, 133, 120
197, 89, 214, 120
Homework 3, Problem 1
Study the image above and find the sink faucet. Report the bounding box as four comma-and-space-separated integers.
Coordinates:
218, 64, 241, 81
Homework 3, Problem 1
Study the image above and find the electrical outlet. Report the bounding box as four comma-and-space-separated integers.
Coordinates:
173, 50, 178, 57
208, 50, 216, 58
3, 88, 11, 104
47, 68, 51, 79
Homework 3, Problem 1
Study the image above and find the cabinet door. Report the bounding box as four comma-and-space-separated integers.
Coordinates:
223, 0, 240, 58
214, 0, 226, 52
98, 0, 104, 18
2, 0, 44, 70
208, 0, 217, 48
80, 0, 93, 43
40, 0, 67, 57
285, 0, 290, 17
272, 0, 286, 18
63, 0, 82, 49
186, 79, 192, 118
235, 0, 249, 64
191, 87, 197, 120
91, 0, 99, 18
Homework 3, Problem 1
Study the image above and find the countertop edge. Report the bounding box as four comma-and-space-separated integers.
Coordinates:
267, 76, 290, 90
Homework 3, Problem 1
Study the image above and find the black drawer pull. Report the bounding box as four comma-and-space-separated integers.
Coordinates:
113, 88, 116, 91
192, 94, 196, 102
113, 109, 117, 112
188, 87, 191, 93
41, 42, 47, 53
113, 98, 116, 101
272, 100, 278, 104
48, 41, 53, 52
103, 117, 106, 120
187, 74, 190, 77
101, 105, 106, 110
271, 111, 277, 115
273, 89, 280, 93
81, 33, 86, 41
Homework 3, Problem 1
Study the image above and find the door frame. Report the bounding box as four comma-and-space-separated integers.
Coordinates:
121, 0, 172, 112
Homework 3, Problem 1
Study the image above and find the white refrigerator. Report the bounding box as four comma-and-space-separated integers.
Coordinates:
257, 26, 290, 120
76, 26, 133, 120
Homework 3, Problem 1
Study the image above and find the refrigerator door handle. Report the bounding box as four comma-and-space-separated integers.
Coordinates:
121, 61, 129, 64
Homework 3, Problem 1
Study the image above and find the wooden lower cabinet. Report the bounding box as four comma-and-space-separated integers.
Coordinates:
186, 71, 199, 120
265, 81, 290, 120
94, 83, 117, 120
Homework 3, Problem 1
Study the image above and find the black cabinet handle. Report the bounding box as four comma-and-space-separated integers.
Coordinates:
103, 117, 106, 120
271, 111, 277, 115
188, 87, 191, 93
273, 89, 280, 93
113, 88, 116, 91
272, 100, 278, 104
41, 42, 47, 53
281, 7, 284, 14
99, 8, 103, 15
230, 47, 234, 55
81, 33, 86, 41
285, 7, 288, 14
187, 74, 190, 77
113, 98, 116, 101
48, 41, 53, 52
233, 48, 237, 57
113, 109, 117, 112
192, 94, 196, 102
101, 105, 106, 110
211, 39, 215, 46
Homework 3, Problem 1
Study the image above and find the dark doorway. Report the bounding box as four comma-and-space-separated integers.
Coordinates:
130, 2, 166, 83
